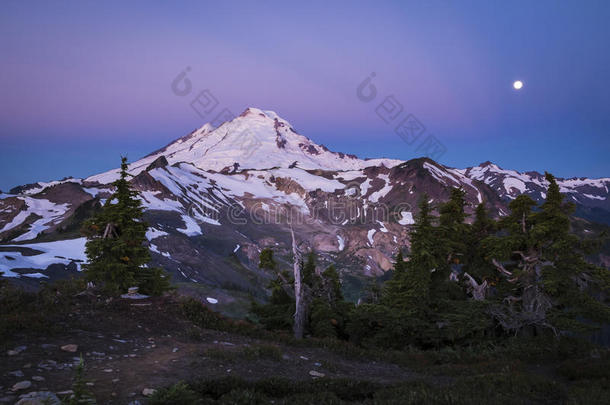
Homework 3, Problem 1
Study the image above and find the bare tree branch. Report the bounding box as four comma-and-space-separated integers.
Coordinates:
492, 258, 512, 276
276, 272, 295, 299
463, 272, 488, 301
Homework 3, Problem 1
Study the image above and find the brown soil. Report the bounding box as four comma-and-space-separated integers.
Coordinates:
0, 297, 423, 404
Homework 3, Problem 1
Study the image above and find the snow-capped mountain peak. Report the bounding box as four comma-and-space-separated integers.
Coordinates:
464, 161, 610, 208
87, 108, 401, 184
2, 109, 609, 287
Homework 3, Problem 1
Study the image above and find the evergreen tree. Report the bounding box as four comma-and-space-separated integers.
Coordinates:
439, 188, 467, 226
464, 202, 497, 281
487, 173, 610, 334
258, 248, 276, 270
382, 250, 407, 307
250, 271, 295, 331
361, 277, 382, 304
484, 193, 542, 333
351, 195, 494, 349
252, 247, 293, 330
436, 188, 469, 279
83, 157, 170, 296
252, 250, 353, 339
309, 264, 352, 338
302, 251, 316, 286
405, 196, 437, 305
533, 173, 610, 331
384, 196, 436, 310
319, 265, 343, 304
472, 202, 496, 237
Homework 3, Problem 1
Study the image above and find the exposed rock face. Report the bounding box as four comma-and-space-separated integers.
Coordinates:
146, 155, 169, 171
36, 182, 91, 206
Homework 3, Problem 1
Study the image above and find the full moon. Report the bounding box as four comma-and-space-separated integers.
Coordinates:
513, 80, 523, 90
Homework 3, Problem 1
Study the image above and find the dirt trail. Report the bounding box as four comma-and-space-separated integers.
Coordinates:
1, 298, 421, 404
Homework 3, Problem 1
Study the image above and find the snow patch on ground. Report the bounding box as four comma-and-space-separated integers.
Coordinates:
139, 191, 183, 212
337, 235, 345, 251
368, 175, 392, 203
447, 168, 482, 203
146, 228, 168, 241
359, 178, 373, 197
17, 179, 83, 196
424, 162, 459, 185
177, 215, 202, 236
0, 197, 71, 242
503, 178, 526, 194
583, 193, 605, 200
398, 211, 414, 225
22, 272, 48, 279
0, 237, 87, 277
367, 229, 376, 246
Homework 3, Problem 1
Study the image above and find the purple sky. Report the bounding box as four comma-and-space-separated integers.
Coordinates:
1, 0, 609, 191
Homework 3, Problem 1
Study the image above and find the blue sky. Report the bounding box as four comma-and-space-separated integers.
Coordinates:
1, 0, 609, 190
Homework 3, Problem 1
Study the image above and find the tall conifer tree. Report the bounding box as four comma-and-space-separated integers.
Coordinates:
488, 173, 610, 334
83, 157, 170, 295
437, 188, 469, 279
384, 195, 436, 310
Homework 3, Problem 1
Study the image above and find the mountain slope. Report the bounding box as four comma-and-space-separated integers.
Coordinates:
463, 161, 610, 223
1, 108, 608, 299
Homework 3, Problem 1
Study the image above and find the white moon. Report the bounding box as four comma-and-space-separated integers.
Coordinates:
513, 80, 523, 90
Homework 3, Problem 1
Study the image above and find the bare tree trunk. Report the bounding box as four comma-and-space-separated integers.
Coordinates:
491, 251, 554, 334
103, 223, 117, 239
463, 272, 488, 301
291, 226, 305, 339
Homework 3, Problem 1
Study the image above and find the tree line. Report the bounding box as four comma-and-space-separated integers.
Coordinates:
80, 158, 609, 348
252, 173, 610, 348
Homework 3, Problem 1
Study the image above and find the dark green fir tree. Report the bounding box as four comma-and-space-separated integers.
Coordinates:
487, 173, 610, 334
83, 157, 171, 296
464, 202, 497, 281
381, 250, 407, 308
384, 195, 436, 310
437, 187, 469, 279
258, 248, 276, 270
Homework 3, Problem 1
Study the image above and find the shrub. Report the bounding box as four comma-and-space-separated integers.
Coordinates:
66, 356, 96, 404
149, 381, 201, 405
346, 304, 415, 349
0, 278, 87, 343
215, 389, 268, 404
557, 356, 610, 380
258, 248, 276, 270
242, 344, 282, 361
310, 299, 339, 338
191, 376, 249, 399
181, 297, 227, 330
136, 266, 173, 296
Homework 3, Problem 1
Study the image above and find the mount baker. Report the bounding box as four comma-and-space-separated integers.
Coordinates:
1, 108, 608, 303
